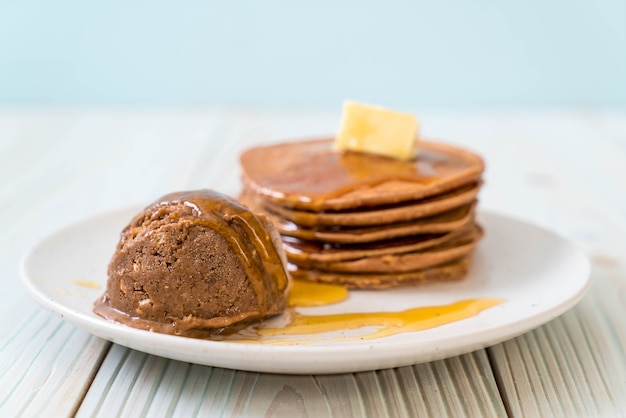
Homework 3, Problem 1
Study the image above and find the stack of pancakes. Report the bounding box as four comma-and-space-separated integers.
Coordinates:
239, 138, 485, 289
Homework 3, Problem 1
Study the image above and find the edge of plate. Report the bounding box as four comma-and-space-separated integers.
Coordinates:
19, 210, 592, 374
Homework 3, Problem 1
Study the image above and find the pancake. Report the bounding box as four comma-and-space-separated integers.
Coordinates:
288, 257, 472, 289
240, 138, 484, 211
283, 224, 483, 262
292, 229, 481, 273
241, 181, 480, 227
282, 223, 480, 263
262, 202, 476, 244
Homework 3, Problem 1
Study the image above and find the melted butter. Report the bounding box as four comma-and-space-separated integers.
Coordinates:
229, 298, 504, 344
288, 279, 349, 307
338, 150, 436, 181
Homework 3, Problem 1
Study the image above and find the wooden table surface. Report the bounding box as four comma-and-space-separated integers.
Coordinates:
2, 108, 626, 417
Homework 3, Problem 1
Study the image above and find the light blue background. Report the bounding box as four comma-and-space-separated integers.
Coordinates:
0, 0, 624, 107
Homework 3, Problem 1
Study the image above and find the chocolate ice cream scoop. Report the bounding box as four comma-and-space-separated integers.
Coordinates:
94, 190, 289, 337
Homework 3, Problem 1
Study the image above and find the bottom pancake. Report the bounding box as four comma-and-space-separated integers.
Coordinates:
288, 257, 471, 289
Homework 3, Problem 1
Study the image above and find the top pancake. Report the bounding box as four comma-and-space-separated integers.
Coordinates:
240, 138, 485, 211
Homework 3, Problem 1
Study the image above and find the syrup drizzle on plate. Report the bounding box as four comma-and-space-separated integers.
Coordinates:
228, 280, 503, 344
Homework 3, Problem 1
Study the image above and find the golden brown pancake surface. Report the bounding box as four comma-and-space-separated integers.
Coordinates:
240, 138, 484, 211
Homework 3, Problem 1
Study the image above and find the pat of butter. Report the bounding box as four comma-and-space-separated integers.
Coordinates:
334, 101, 419, 161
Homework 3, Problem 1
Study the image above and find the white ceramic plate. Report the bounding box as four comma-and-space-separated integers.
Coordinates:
20, 208, 590, 374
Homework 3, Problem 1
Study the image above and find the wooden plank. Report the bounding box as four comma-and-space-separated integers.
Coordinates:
78, 348, 505, 417
0, 113, 116, 418
490, 277, 626, 417
0, 310, 109, 418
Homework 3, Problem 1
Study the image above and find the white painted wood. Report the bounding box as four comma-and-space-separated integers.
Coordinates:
490, 279, 626, 417
3, 109, 626, 417
79, 348, 505, 418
